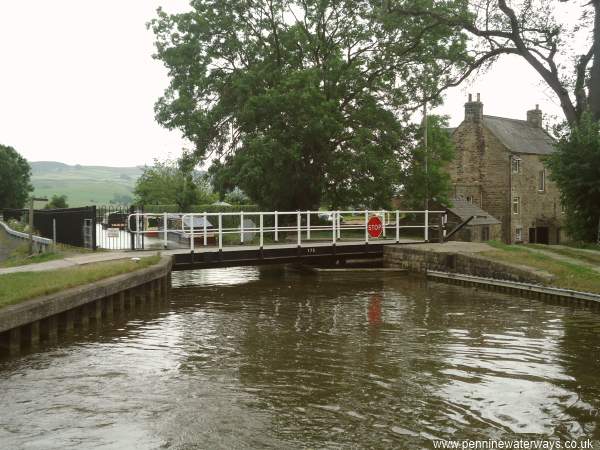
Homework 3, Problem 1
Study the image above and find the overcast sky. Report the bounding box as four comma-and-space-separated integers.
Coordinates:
0, 1, 569, 168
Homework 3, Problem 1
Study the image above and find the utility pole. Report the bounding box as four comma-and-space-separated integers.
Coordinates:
28, 197, 48, 254
423, 101, 429, 211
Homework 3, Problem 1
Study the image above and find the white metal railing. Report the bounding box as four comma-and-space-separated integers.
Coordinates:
127, 210, 447, 251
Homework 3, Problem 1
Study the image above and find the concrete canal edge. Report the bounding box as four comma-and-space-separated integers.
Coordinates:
384, 245, 600, 309
0, 256, 173, 355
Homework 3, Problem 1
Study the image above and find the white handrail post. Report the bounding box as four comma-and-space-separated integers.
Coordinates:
297, 211, 301, 247
137, 213, 142, 249
203, 212, 207, 246
163, 212, 168, 249
395, 210, 400, 243
365, 210, 369, 244
189, 215, 194, 253
424, 209, 429, 242
332, 211, 336, 245
259, 213, 264, 249
306, 210, 310, 240
52, 218, 57, 252
382, 211, 386, 238
218, 213, 223, 250
274, 211, 278, 242
240, 211, 244, 244
337, 211, 341, 239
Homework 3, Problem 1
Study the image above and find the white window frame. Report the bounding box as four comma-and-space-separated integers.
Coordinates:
512, 157, 521, 174
538, 169, 546, 192
512, 196, 520, 215
515, 227, 523, 242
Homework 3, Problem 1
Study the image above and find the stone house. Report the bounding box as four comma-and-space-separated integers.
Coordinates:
447, 94, 564, 244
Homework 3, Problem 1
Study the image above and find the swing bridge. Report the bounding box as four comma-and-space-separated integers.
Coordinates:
127, 209, 449, 270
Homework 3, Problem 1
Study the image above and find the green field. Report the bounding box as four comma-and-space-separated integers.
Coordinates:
30, 161, 143, 206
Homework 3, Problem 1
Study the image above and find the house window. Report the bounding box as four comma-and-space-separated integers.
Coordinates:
515, 227, 523, 242
466, 196, 473, 204
538, 169, 545, 192
512, 196, 520, 214
512, 157, 521, 173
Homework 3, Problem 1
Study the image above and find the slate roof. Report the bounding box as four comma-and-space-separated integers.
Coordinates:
447, 199, 501, 226
483, 115, 555, 155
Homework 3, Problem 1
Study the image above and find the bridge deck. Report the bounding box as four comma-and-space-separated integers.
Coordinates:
170, 239, 419, 270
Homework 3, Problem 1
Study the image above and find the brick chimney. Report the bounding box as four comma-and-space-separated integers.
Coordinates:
527, 104, 543, 128
464, 93, 483, 122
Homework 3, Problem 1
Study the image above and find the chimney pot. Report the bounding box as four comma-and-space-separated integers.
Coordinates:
464, 94, 483, 123
527, 105, 543, 128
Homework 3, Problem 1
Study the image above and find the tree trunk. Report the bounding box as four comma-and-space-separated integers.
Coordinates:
589, 0, 600, 121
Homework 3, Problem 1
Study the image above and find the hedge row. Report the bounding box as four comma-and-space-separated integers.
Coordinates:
142, 204, 259, 213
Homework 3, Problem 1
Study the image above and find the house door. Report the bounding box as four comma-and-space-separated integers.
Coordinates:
529, 228, 536, 244
536, 227, 549, 244
482, 226, 490, 241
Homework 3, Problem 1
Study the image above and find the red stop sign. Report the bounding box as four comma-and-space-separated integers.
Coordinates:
367, 216, 383, 238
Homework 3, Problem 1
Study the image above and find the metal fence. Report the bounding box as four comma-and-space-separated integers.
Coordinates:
2, 207, 97, 249
127, 209, 447, 252
95, 205, 145, 250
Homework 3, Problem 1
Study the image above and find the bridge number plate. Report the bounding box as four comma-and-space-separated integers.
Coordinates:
367, 216, 383, 238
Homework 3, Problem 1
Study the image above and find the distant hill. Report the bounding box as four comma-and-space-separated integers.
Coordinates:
30, 161, 144, 207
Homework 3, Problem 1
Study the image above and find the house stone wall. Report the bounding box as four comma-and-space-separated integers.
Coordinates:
510, 153, 563, 244
448, 122, 512, 242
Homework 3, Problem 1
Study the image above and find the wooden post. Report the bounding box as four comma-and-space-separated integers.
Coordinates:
8, 327, 21, 355
79, 304, 89, 329
64, 309, 75, 333
45, 316, 58, 344
29, 321, 40, 349
105, 296, 114, 321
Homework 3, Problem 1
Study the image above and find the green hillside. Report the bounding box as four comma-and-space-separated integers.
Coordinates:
30, 161, 144, 206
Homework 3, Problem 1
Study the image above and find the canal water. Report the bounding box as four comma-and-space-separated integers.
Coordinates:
1, 267, 599, 448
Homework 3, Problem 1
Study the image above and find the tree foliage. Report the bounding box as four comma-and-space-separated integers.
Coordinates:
134, 157, 215, 211
0, 144, 32, 209
389, 0, 600, 125
150, 0, 472, 210
400, 115, 455, 209
45, 195, 69, 209
545, 114, 600, 241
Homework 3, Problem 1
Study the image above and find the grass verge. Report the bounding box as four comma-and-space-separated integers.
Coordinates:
0, 255, 161, 309
0, 241, 95, 268
525, 244, 600, 266
484, 241, 600, 294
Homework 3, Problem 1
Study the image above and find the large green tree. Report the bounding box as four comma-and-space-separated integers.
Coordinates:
134, 157, 214, 211
150, 0, 471, 210
400, 115, 455, 210
0, 144, 32, 209
545, 114, 600, 242
389, 0, 600, 125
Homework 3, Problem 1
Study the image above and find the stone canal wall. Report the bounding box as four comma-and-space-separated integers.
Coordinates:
383, 243, 600, 309
383, 244, 552, 284
0, 256, 172, 355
